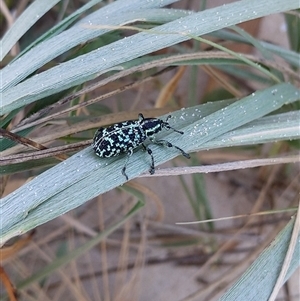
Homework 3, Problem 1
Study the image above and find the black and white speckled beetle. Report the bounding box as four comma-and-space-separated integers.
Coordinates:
92, 113, 190, 180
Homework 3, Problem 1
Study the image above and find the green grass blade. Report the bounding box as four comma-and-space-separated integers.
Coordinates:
219, 218, 300, 301
0, 0, 61, 60
212, 29, 300, 68
1, 0, 298, 114
12, 0, 105, 61
1, 82, 299, 245
1, 0, 180, 91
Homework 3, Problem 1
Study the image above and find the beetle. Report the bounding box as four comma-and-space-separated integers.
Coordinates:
92, 113, 190, 180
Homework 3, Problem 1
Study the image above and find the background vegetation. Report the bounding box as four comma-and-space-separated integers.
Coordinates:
1, 0, 299, 300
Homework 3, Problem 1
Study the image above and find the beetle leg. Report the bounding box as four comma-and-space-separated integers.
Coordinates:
122, 149, 133, 180
142, 143, 155, 174
153, 139, 190, 159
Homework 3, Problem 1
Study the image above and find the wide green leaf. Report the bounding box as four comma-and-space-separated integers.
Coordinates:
1, 82, 299, 244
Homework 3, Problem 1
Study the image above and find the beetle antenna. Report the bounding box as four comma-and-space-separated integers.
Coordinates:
164, 123, 184, 134
164, 115, 184, 134
169, 126, 184, 135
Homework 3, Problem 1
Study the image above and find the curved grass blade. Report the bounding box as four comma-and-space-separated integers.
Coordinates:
1, 0, 61, 60
1, 82, 299, 245
1, 0, 298, 114
219, 217, 300, 301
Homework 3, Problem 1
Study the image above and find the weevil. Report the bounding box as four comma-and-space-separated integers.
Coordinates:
92, 113, 190, 180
